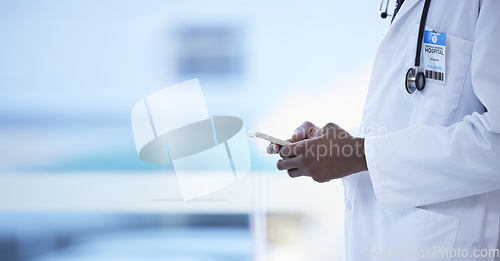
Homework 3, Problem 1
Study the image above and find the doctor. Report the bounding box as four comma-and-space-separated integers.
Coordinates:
268, 0, 500, 260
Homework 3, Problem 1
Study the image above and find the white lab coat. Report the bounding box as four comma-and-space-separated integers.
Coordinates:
344, 0, 500, 260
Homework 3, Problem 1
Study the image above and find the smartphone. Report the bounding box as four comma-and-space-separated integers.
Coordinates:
247, 131, 290, 146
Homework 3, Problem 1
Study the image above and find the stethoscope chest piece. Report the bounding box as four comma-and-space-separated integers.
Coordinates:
405, 67, 426, 94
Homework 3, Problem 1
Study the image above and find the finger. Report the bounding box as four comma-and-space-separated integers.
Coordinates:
291, 123, 309, 142
315, 122, 341, 139
279, 145, 292, 158
279, 140, 307, 158
313, 126, 326, 137
291, 121, 317, 142
276, 156, 303, 170
266, 143, 281, 154
287, 168, 304, 178
291, 131, 306, 143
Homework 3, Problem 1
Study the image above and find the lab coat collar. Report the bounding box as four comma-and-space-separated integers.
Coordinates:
390, 0, 421, 26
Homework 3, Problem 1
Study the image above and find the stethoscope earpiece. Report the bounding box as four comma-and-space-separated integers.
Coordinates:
405, 68, 426, 94
379, 0, 391, 19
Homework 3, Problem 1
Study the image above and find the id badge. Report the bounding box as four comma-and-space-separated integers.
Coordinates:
423, 30, 446, 85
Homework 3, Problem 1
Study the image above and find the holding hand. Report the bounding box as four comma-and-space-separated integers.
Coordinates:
269, 122, 368, 183
266, 121, 319, 154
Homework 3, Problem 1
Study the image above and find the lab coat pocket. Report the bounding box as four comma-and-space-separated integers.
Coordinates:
402, 31, 473, 116
368, 207, 460, 261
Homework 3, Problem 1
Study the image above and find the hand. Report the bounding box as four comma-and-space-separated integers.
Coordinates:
276, 123, 368, 183
266, 121, 320, 154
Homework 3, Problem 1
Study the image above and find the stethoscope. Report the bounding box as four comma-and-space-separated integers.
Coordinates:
379, 0, 432, 94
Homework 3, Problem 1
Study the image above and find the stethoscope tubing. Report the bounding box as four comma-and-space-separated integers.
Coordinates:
405, 0, 432, 94
415, 0, 432, 67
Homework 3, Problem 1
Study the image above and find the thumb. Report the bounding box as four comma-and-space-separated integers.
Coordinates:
291, 121, 318, 142
317, 123, 344, 139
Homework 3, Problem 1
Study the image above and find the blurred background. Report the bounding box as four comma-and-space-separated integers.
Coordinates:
0, 0, 388, 260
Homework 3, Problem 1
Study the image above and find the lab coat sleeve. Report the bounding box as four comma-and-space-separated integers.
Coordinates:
365, 0, 500, 209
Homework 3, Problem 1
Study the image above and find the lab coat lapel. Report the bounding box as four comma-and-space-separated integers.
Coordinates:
376, 0, 421, 54
390, 0, 421, 26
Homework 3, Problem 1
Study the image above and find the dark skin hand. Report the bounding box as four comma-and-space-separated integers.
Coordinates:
267, 121, 368, 183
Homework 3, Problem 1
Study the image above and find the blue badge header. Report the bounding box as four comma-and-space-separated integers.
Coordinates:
424, 30, 446, 46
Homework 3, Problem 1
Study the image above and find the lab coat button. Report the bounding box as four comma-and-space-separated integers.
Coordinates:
345, 200, 352, 211
362, 126, 371, 134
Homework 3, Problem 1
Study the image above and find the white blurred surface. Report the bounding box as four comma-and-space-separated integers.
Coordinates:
0, 172, 344, 214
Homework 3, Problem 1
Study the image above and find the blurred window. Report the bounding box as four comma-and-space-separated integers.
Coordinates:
176, 26, 244, 77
